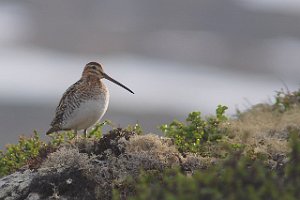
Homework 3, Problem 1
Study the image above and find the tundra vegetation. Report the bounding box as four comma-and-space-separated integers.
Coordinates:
1, 89, 300, 200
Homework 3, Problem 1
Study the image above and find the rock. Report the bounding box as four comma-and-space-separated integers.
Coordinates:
0, 170, 35, 200
25, 193, 41, 200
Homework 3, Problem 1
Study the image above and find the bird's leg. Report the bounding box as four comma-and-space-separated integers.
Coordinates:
84, 129, 87, 138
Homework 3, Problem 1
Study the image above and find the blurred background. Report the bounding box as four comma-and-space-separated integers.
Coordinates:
1, 0, 300, 148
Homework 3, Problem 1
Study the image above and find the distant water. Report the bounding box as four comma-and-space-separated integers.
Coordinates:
0, 45, 299, 148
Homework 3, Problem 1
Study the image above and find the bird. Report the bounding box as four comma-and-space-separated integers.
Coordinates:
46, 62, 134, 137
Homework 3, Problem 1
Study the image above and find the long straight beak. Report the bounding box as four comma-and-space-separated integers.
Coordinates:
103, 73, 134, 94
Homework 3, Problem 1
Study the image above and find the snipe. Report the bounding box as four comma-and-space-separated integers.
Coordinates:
46, 62, 134, 136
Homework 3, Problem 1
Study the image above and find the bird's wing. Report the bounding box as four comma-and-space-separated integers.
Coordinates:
50, 79, 85, 128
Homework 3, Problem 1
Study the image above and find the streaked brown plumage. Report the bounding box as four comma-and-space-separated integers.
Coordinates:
46, 62, 134, 136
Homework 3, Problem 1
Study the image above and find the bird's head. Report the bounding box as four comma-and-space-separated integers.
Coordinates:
83, 62, 105, 78
83, 62, 134, 94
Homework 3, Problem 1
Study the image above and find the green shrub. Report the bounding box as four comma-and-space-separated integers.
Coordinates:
0, 131, 46, 177
87, 120, 112, 138
285, 131, 300, 198
125, 123, 143, 135
160, 105, 228, 153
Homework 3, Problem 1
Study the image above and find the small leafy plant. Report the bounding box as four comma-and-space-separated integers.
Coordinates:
0, 131, 46, 177
125, 123, 143, 135
87, 120, 112, 138
160, 105, 228, 153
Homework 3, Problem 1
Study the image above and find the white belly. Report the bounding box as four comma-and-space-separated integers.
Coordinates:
63, 93, 109, 130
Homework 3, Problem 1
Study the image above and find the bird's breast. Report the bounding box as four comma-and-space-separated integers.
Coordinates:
63, 90, 110, 130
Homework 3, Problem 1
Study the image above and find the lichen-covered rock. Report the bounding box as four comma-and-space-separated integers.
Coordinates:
0, 170, 35, 200
30, 166, 97, 200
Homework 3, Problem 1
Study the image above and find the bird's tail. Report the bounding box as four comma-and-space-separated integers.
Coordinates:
46, 126, 60, 135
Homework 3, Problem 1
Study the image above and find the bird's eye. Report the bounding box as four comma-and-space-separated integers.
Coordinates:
91, 66, 97, 70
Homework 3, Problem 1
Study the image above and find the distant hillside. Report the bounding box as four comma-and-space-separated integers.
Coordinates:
12, 0, 300, 73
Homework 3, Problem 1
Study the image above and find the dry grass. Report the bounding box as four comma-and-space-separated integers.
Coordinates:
228, 104, 300, 163
126, 134, 179, 166
41, 147, 93, 170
